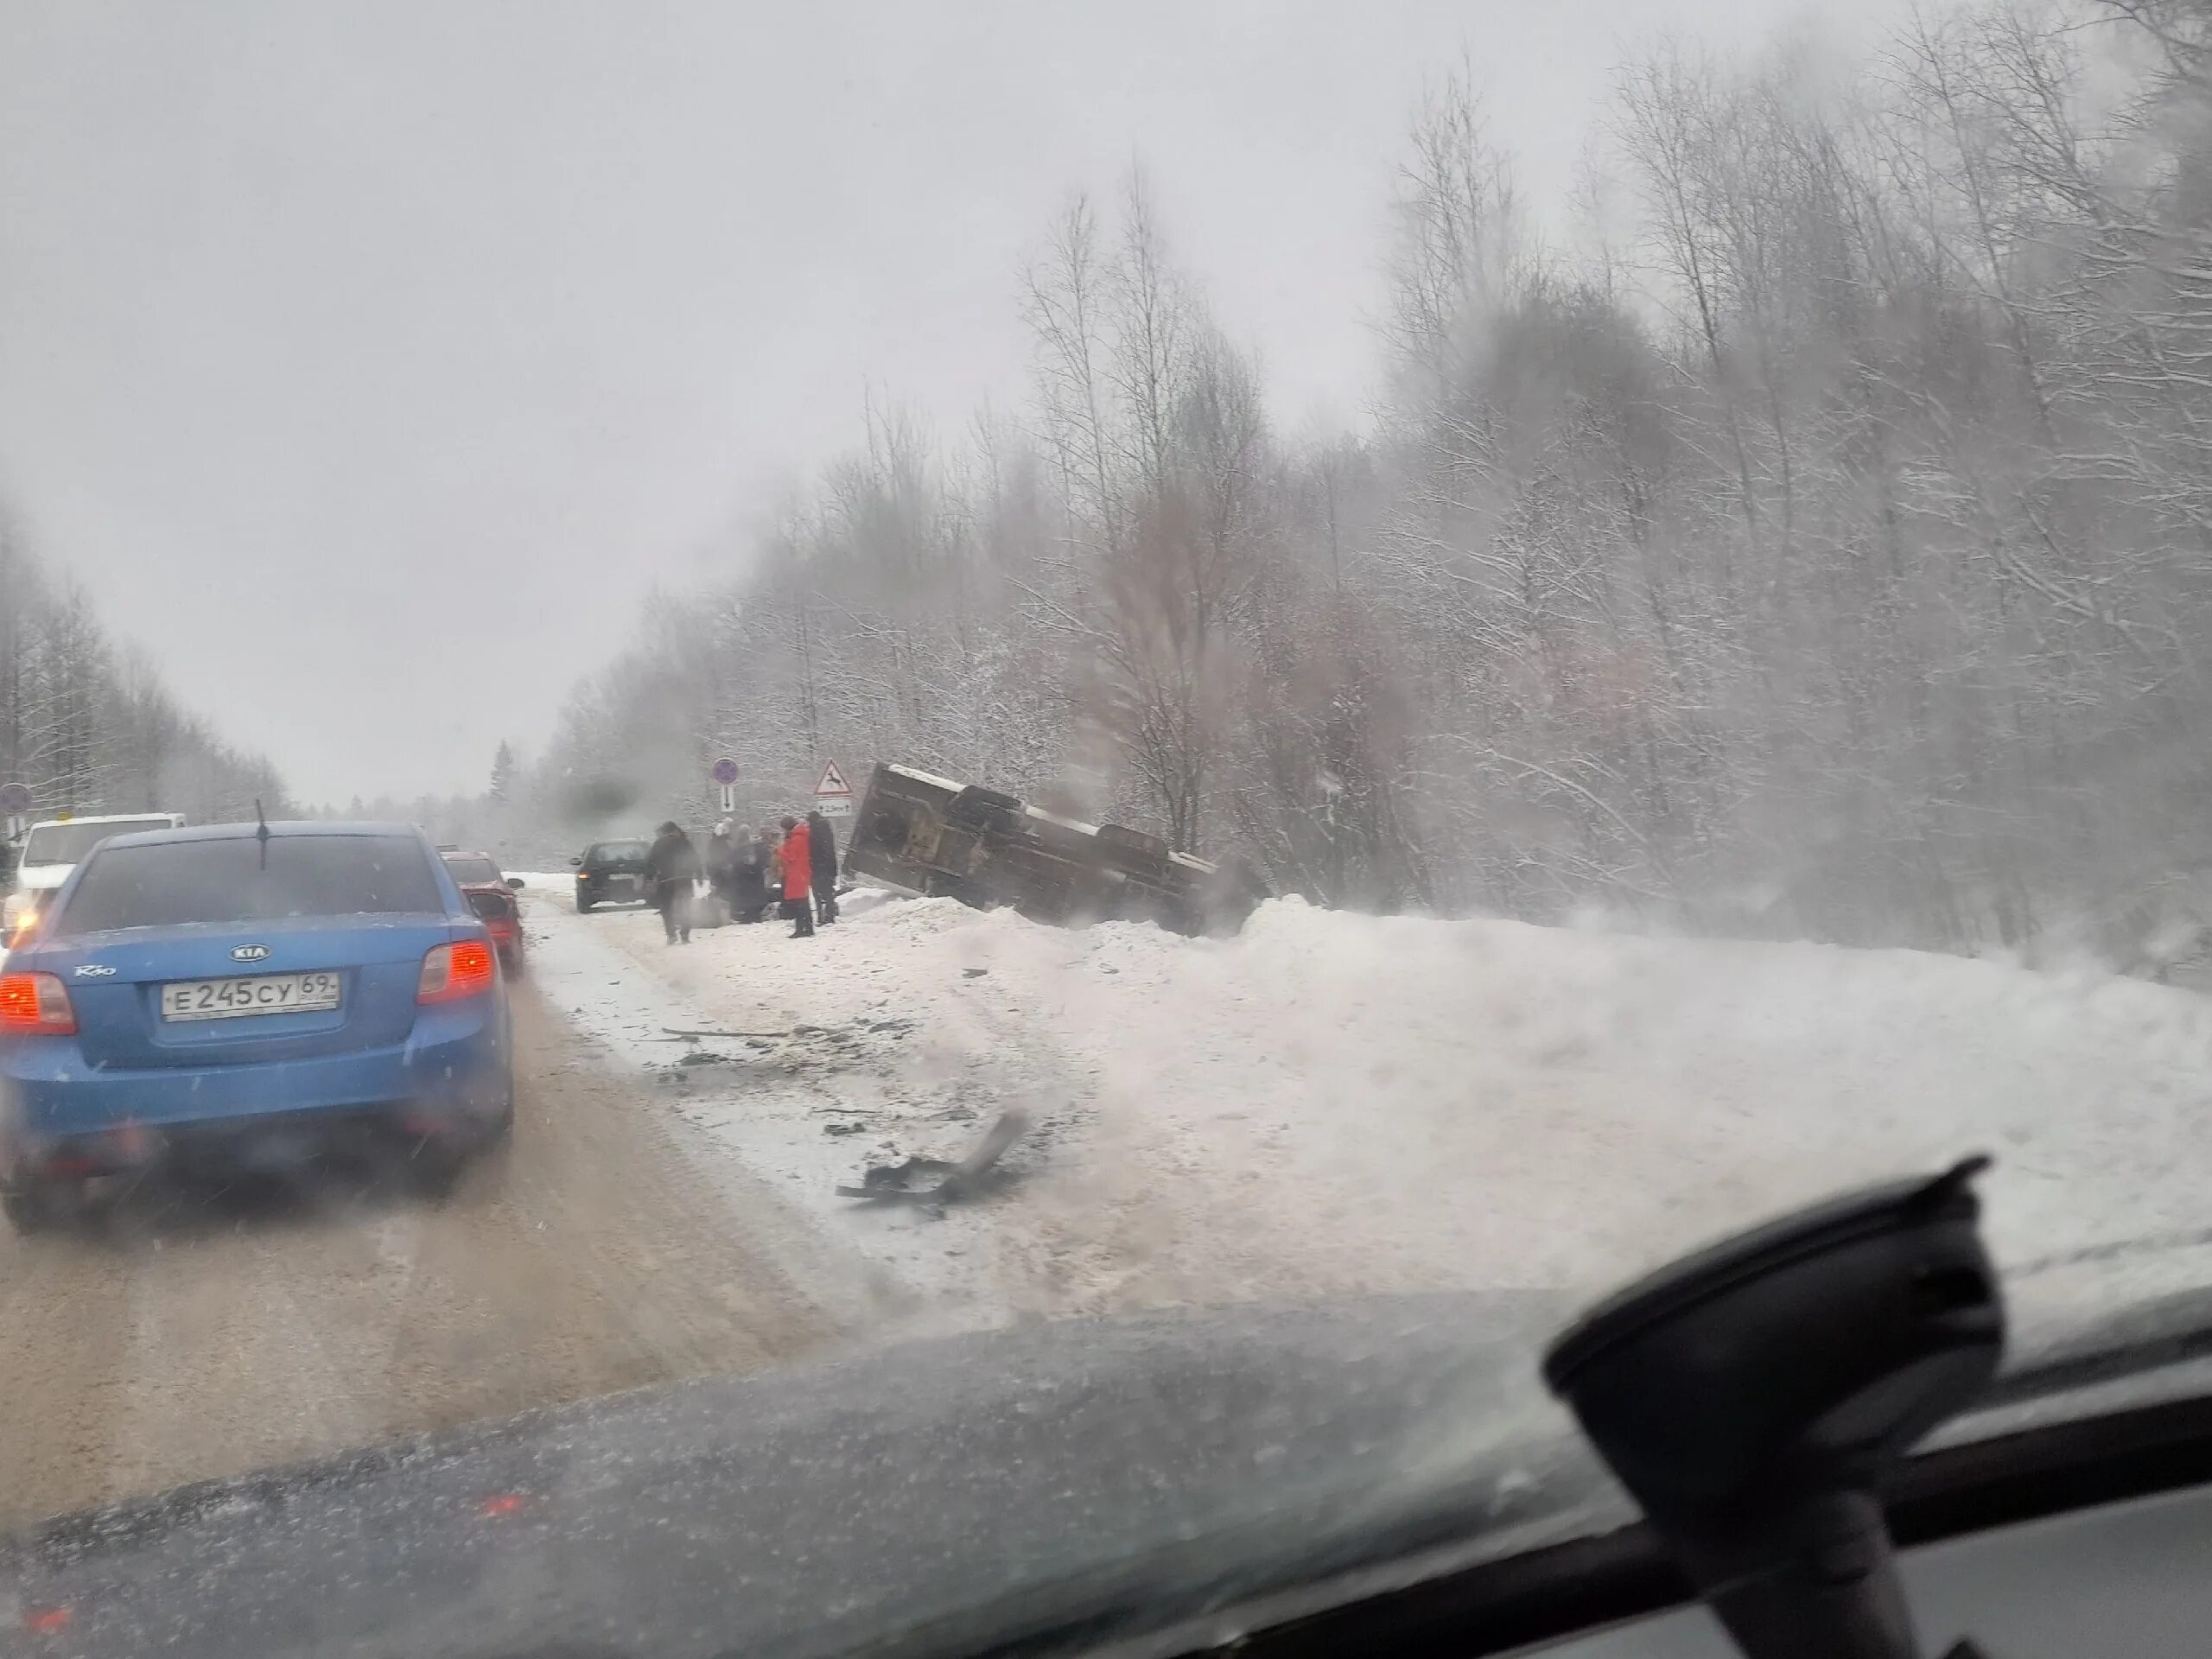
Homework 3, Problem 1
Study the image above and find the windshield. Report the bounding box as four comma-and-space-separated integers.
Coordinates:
6, 2, 2212, 1654
55, 836, 444, 932
20, 818, 175, 867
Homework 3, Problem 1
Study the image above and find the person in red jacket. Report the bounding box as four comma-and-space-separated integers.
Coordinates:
778, 814, 815, 938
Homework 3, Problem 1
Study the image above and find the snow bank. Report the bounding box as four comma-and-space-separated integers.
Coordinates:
518, 874, 2212, 1336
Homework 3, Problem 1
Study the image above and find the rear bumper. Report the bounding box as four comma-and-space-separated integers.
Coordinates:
577, 875, 646, 904
0, 1000, 509, 1179
20, 1100, 501, 1185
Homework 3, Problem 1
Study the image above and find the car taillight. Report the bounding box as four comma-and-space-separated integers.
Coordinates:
0, 972, 76, 1035
417, 940, 498, 1004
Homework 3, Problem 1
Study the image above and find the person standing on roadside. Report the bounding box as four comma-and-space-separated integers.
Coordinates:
778, 813, 814, 938
705, 821, 739, 920
645, 820, 701, 945
805, 808, 840, 926
734, 823, 773, 924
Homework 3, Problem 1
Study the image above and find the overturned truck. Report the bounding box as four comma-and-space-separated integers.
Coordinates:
842, 764, 1268, 937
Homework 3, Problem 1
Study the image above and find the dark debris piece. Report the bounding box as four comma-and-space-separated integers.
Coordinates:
836, 1110, 1031, 1208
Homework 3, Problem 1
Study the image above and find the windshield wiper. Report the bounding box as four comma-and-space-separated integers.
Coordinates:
1979, 1286, 2212, 1408
826, 1452, 1622, 1659
2006, 1221, 2212, 1282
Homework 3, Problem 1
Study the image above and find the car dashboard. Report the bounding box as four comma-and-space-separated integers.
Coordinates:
1527, 1480, 2207, 1656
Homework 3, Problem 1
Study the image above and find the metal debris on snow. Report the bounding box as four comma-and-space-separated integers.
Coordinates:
836, 1109, 1031, 1209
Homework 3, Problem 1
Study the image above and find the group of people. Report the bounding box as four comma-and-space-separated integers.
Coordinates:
644, 811, 840, 944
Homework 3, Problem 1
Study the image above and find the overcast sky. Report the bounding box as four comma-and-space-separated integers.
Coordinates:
0, 0, 1927, 806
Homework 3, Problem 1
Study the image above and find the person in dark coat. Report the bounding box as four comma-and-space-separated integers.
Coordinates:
645, 821, 701, 944
778, 814, 814, 938
805, 809, 839, 925
733, 823, 773, 924
704, 822, 739, 918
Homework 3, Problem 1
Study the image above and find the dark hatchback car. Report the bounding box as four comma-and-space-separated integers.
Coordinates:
570, 838, 651, 912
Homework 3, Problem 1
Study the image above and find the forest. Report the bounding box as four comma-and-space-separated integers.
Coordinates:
0, 524, 289, 826
534, 3, 2212, 957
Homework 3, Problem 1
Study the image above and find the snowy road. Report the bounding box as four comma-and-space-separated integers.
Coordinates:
0, 979, 836, 1535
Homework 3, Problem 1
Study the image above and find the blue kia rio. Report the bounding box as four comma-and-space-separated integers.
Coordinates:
0, 820, 512, 1230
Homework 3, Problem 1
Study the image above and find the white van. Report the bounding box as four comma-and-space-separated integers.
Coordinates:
4, 812, 188, 934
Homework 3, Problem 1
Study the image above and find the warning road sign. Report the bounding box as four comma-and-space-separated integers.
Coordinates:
813, 760, 853, 798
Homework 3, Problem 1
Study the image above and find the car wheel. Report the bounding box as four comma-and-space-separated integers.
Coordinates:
575, 895, 594, 914
3, 1180, 66, 1235
411, 1149, 466, 1201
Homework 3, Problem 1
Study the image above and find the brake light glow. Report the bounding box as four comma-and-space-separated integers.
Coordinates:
0, 972, 76, 1035
417, 939, 498, 1004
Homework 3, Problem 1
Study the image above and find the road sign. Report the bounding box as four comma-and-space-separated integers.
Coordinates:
0, 782, 30, 815
814, 760, 853, 798
817, 798, 853, 818
718, 784, 737, 814
710, 757, 740, 787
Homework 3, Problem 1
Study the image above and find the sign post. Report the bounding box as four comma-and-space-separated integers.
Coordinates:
711, 757, 740, 817
813, 760, 855, 819
0, 781, 31, 842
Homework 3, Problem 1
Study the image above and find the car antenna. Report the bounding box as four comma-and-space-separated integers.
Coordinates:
255, 798, 270, 869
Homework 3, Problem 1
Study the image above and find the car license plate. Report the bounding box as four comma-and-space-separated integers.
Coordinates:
606, 876, 632, 893
161, 971, 343, 1022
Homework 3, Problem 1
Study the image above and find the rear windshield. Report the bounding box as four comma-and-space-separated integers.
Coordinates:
54, 836, 445, 935
442, 855, 502, 885
22, 818, 177, 867
586, 842, 648, 862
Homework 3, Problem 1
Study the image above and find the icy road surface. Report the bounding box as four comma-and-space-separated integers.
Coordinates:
524, 879, 2212, 1338
0, 983, 835, 1533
